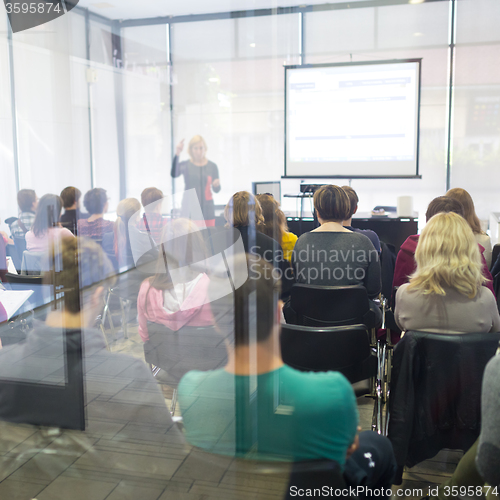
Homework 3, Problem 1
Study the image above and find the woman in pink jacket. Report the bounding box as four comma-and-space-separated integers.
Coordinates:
137, 218, 214, 342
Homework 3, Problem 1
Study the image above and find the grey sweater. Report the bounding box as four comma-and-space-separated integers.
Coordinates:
477, 353, 500, 487
292, 231, 381, 298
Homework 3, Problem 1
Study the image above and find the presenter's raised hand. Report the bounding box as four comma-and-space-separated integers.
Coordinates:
176, 139, 185, 157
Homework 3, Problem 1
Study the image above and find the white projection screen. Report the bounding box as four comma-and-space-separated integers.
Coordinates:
284, 59, 422, 179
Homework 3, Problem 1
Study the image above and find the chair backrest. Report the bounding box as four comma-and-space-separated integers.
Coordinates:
285, 460, 348, 499
290, 284, 375, 328
21, 250, 46, 275
388, 330, 500, 472
281, 323, 377, 384
144, 321, 228, 384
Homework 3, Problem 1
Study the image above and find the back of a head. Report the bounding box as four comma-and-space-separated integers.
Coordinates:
60, 187, 81, 209
49, 237, 116, 315
255, 194, 287, 242
117, 198, 141, 222
341, 186, 359, 219
141, 187, 164, 211
446, 188, 483, 234
209, 254, 280, 347
17, 189, 37, 213
83, 188, 107, 215
425, 196, 464, 222
224, 191, 264, 228
33, 194, 62, 237
410, 212, 484, 298
313, 185, 351, 222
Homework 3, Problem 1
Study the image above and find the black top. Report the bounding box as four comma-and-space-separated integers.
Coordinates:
171, 156, 220, 221
60, 209, 89, 235
292, 231, 381, 298
236, 225, 293, 299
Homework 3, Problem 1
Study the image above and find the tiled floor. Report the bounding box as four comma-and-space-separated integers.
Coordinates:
106, 319, 460, 499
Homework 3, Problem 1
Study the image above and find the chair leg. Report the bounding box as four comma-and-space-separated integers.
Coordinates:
119, 298, 130, 339
102, 291, 117, 340
170, 388, 178, 416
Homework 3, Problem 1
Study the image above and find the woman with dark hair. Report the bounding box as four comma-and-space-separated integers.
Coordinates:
25, 194, 74, 252
137, 218, 214, 342
286, 184, 382, 324
77, 188, 113, 240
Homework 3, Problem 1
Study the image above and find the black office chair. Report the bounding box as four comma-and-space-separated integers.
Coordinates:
387, 330, 500, 484
143, 321, 228, 415
288, 284, 379, 329
284, 460, 349, 499
281, 323, 377, 385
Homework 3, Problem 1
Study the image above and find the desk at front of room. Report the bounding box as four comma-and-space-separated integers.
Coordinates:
286, 212, 418, 253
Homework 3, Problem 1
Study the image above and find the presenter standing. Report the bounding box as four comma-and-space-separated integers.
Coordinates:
171, 136, 221, 226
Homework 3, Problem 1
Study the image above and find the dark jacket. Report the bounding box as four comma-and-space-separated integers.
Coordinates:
387, 330, 500, 483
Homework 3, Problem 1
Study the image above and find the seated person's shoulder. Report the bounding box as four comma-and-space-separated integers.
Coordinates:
283, 365, 354, 397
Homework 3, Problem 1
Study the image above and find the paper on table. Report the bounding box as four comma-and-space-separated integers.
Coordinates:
0, 290, 34, 320
6, 257, 17, 275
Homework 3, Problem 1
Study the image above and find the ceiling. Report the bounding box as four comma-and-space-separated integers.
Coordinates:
76, 0, 366, 21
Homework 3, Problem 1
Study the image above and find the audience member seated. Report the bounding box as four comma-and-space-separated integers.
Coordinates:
224, 191, 293, 298
288, 185, 381, 323
8, 189, 37, 239
178, 256, 396, 498
137, 187, 168, 244
59, 186, 88, 235
342, 186, 381, 253
256, 193, 297, 261
446, 187, 492, 269
395, 212, 500, 334
102, 198, 140, 271
77, 188, 113, 240
137, 218, 213, 343
392, 196, 494, 296
25, 194, 74, 253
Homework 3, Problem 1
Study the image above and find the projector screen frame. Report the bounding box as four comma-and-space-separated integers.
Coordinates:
283, 58, 423, 180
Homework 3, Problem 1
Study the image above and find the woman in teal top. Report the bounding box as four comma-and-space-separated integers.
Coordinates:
179, 364, 358, 465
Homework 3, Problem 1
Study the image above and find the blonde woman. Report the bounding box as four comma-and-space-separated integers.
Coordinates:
171, 136, 221, 226
395, 212, 500, 334
446, 188, 492, 268
256, 194, 297, 261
